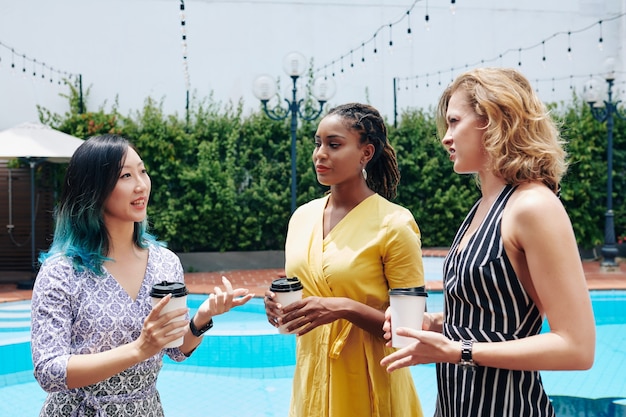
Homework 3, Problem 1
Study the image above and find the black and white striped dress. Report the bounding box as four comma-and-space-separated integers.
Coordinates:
435, 185, 555, 417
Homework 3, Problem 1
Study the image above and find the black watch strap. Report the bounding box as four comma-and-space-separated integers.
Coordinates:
189, 315, 213, 337
459, 340, 476, 367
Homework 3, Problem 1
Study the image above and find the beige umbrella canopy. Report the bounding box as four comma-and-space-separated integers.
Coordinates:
0, 121, 85, 162
0, 122, 84, 287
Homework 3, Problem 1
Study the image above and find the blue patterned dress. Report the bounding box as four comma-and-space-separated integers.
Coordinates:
435, 185, 555, 417
31, 244, 188, 417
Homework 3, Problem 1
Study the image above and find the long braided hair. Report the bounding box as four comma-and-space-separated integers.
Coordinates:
326, 103, 400, 200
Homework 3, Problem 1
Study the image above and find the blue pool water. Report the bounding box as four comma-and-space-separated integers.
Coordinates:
1, 290, 625, 417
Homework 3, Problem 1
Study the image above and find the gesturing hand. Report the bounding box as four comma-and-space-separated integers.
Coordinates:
195, 276, 254, 321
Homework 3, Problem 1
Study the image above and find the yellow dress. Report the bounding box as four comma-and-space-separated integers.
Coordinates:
285, 193, 425, 417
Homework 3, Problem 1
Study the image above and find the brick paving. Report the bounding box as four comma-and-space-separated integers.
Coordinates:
1, 249, 625, 303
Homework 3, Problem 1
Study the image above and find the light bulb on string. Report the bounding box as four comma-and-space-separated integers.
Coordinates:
542, 41, 547, 67
597, 20, 603, 51
350, 49, 354, 71
361, 43, 366, 67
406, 10, 412, 42
567, 32, 572, 60
373, 34, 379, 62
450, 0, 456, 14
424, 0, 430, 31
518, 48, 522, 67
388, 24, 394, 53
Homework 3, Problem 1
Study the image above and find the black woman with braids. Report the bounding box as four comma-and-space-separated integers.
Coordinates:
264, 103, 425, 416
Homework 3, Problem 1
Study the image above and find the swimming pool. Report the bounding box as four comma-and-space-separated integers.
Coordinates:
1, 291, 625, 416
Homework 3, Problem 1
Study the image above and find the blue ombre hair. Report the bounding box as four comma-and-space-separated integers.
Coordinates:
40, 134, 159, 275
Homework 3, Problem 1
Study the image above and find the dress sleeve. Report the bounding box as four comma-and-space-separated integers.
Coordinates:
382, 208, 425, 289
30, 258, 75, 392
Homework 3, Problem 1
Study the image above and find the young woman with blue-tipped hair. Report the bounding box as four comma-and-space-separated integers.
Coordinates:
30, 134, 253, 416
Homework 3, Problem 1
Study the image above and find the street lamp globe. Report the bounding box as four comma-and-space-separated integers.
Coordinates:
252, 74, 277, 102
312, 76, 337, 102
583, 78, 603, 106
283, 51, 307, 77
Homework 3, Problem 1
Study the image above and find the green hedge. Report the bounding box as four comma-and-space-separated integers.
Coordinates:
36, 85, 625, 252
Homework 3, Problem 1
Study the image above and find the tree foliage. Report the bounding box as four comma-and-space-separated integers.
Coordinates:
37, 85, 625, 252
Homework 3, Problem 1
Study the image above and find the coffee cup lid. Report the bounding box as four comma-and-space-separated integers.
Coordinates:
389, 286, 428, 297
270, 277, 303, 292
150, 281, 189, 298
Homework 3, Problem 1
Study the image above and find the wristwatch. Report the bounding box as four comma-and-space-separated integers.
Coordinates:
189, 315, 213, 337
459, 340, 477, 368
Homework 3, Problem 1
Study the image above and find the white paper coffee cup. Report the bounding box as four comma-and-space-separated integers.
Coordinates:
389, 287, 428, 348
150, 281, 189, 348
270, 277, 303, 334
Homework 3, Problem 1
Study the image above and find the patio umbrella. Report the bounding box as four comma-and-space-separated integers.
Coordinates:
0, 122, 84, 288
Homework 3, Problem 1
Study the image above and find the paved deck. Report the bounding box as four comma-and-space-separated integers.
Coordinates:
0, 249, 624, 303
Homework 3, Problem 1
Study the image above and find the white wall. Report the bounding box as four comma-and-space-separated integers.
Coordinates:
0, 0, 624, 131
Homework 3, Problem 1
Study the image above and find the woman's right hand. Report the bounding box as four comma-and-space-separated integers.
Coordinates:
136, 294, 189, 359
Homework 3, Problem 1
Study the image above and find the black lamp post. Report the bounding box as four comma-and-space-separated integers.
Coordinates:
585, 63, 626, 268
253, 52, 336, 213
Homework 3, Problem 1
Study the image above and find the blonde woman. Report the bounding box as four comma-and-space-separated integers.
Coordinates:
381, 68, 595, 417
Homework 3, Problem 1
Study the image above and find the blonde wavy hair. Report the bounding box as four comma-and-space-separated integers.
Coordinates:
436, 67, 567, 193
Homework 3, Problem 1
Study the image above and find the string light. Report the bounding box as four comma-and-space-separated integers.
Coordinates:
388, 24, 394, 53
450, 0, 456, 15
180, 0, 190, 91
424, 0, 430, 31
391, 13, 624, 95
316, 0, 418, 73
597, 20, 603, 51
406, 10, 412, 41
542, 41, 546, 67
567, 31, 572, 60
0, 41, 79, 86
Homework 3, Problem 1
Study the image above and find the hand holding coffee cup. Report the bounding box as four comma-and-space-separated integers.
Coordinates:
150, 281, 189, 348
388, 287, 428, 348
269, 277, 304, 334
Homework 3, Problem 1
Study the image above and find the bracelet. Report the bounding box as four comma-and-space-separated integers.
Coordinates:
189, 315, 213, 337
459, 340, 477, 368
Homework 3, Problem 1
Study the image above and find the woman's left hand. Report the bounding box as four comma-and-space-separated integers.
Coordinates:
194, 276, 254, 324
379, 328, 458, 372
281, 296, 342, 336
